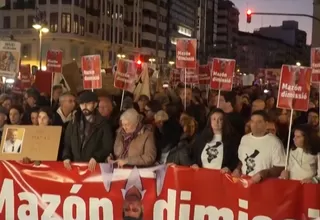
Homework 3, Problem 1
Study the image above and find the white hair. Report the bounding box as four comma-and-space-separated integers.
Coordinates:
120, 108, 140, 125
154, 110, 169, 122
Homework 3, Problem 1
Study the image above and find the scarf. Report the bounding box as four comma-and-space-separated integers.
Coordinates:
119, 123, 143, 159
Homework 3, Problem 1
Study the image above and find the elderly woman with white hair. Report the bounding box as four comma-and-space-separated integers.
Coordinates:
112, 108, 157, 167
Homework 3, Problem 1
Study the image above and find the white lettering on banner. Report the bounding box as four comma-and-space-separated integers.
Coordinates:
0, 179, 114, 220
281, 83, 307, 100
47, 64, 61, 68
212, 71, 231, 83
84, 76, 100, 81
313, 63, 320, 68
3, 42, 16, 50
47, 59, 58, 64
177, 51, 191, 56
0, 178, 319, 219
212, 71, 228, 78
312, 69, 320, 74
153, 189, 320, 220
83, 70, 95, 75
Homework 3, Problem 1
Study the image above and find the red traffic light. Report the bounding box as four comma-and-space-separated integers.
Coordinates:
137, 60, 142, 65
246, 9, 252, 23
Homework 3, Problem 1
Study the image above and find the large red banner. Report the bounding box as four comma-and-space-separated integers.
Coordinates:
0, 161, 319, 219
277, 65, 311, 112
211, 58, 235, 91
176, 38, 197, 69
311, 47, 320, 83
46, 50, 63, 73
81, 55, 102, 90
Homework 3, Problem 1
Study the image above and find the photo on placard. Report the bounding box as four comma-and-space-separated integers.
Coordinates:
2, 127, 25, 154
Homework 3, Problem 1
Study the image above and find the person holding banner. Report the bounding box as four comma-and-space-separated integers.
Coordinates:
62, 91, 114, 171
233, 110, 286, 183
279, 124, 320, 183
111, 108, 156, 167
190, 108, 240, 172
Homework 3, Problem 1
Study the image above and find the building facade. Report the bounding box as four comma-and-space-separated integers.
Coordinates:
0, 0, 132, 68
215, 0, 239, 59
237, 31, 298, 74
165, 0, 197, 62
197, 0, 218, 64
313, 0, 320, 47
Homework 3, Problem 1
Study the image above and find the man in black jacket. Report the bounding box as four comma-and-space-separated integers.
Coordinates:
62, 91, 114, 171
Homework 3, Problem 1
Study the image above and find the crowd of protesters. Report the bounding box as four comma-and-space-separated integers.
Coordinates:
1, 83, 320, 185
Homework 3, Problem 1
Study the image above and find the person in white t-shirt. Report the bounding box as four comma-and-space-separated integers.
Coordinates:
232, 110, 285, 183
280, 124, 319, 183
190, 108, 240, 172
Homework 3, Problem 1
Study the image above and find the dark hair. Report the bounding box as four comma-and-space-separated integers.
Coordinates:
39, 107, 53, 121
292, 124, 320, 155
53, 85, 62, 91
220, 91, 237, 108
123, 211, 143, 220
10, 105, 24, 115
146, 100, 162, 113
307, 108, 319, 116
251, 110, 269, 121
203, 108, 235, 143
30, 106, 40, 114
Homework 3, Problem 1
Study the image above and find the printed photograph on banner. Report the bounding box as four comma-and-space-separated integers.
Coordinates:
2, 128, 25, 154
121, 168, 145, 220
81, 55, 102, 90
0, 41, 21, 78
46, 50, 63, 73
211, 58, 235, 91
114, 59, 138, 91
311, 47, 320, 83
277, 65, 312, 112
175, 38, 197, 69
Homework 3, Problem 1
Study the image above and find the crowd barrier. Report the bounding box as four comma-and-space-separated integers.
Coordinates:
0, 161, 319, 220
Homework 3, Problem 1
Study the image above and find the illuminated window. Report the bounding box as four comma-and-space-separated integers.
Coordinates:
61, 13, 71, 33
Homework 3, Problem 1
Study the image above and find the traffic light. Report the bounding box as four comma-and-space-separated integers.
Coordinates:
246, 9, 252, 23
136, 59, 142, 74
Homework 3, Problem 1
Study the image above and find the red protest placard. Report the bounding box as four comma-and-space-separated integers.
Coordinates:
81, 55, 102, 90
19, 64, 31, 89
46, 50, 63, 73
311, 47, 320, 83
277, 65, 312, 112
169, 68, 180, 86
114, 59, 138, 91
176, 38, 197, 69
180, 63, 199, 84
210, 58, 235, 91
199, 64, 210, 85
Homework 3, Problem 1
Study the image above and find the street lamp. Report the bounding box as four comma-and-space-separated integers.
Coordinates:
149, 57, 156, 64
296, 62, 301, 66
117, 54, 126, 59
168, 61, 175, 65
33, 9, 49, 70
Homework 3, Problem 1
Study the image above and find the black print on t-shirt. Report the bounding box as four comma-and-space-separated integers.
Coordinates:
244, 150, 260, 175
206, 142, 222, 163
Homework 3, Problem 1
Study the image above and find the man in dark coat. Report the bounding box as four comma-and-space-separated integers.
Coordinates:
62, 91, 114, 171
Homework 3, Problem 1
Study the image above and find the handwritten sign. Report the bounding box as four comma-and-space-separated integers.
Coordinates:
0, 125, 62, 161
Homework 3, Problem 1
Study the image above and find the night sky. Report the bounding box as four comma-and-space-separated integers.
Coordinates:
233, 0, 313, 44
